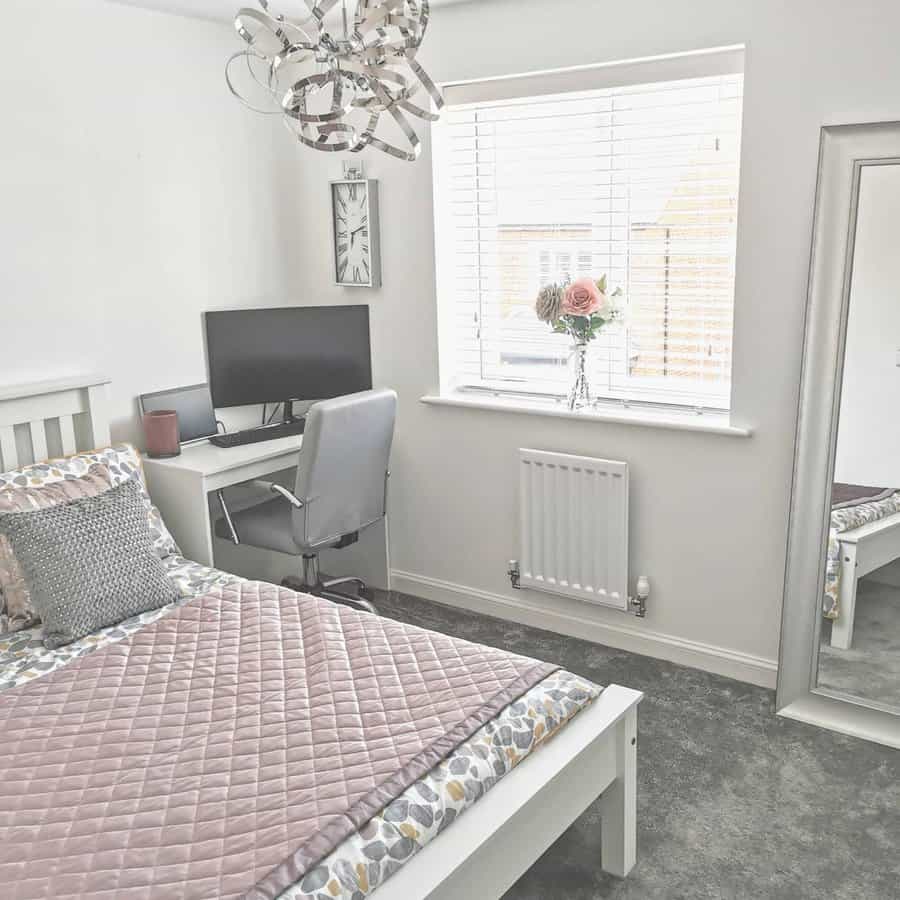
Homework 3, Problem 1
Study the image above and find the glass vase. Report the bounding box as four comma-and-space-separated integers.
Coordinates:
567, 340, 591, 411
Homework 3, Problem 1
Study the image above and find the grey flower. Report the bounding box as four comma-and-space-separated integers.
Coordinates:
535, 283, 563, 322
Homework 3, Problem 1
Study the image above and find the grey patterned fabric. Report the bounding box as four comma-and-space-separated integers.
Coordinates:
824, 490, 900, 618
0, 480, 178, 649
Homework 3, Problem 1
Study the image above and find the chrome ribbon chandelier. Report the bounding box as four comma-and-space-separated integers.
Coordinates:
227, 0, 444, 161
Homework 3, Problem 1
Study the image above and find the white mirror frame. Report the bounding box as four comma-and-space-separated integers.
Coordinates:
778, 122, 900, 749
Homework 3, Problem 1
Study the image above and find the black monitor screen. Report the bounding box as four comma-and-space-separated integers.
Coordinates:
205, 306, 372, 408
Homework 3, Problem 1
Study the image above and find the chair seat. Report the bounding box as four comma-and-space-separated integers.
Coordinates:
215, 498, 303, 556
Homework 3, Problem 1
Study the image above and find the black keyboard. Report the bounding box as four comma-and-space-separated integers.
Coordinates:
210, 419, 305, 448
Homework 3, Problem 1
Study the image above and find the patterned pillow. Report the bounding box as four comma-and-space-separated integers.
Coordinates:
0, 480, 179, 649
0, 464, 112, 633
0, 445, 180, 635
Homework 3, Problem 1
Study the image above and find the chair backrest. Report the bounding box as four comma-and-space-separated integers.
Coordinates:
291, 388, 397, 550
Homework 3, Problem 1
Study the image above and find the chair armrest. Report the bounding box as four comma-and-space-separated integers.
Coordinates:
271, 483, 304, 509
255, 481, 304, 509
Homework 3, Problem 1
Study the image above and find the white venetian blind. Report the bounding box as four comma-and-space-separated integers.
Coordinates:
433, 49, 744, 411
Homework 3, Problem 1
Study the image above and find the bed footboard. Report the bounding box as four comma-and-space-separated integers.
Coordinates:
375, 683, 643, 900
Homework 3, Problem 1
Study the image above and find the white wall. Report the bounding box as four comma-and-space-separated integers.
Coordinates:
834, 164, 900, 487
0, 0, 300, 442
271, 0, 900, 685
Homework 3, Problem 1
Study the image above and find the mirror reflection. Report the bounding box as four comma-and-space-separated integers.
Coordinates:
818, 162, 900, 709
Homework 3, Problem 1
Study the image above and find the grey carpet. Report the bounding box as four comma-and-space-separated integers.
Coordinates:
819, 579, 900, 709
372, 590, 900, 900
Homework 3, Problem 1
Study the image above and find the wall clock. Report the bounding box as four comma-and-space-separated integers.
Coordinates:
331, 178, 382, 288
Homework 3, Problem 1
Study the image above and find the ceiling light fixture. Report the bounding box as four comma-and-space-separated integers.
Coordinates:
226, 1, 444, 161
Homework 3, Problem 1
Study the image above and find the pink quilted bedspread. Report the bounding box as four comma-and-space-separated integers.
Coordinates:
0, 582, 555, 899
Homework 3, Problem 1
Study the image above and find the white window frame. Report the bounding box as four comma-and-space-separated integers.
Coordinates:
432, 46, 745, 416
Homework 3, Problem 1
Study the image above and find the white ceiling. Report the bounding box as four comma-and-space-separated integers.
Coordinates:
111, 0, 474, 24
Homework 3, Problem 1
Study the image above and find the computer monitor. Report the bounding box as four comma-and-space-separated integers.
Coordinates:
204, 305, 373, 420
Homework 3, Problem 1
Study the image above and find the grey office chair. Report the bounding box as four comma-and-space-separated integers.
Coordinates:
214, 388, 397, 614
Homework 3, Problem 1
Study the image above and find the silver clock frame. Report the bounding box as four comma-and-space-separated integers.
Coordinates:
330, 178, 382, 289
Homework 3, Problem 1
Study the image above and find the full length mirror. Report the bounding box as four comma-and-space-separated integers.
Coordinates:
817, 162, 900, 711
779, 122, 900, 748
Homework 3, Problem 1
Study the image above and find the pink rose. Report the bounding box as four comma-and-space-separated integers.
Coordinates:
562, 277, 603, 316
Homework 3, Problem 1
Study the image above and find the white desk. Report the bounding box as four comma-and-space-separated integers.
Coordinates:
143, 436, 391, 589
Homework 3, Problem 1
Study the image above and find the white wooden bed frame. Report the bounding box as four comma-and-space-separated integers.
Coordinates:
831, 514, 900, 650
0, 375, 644, 897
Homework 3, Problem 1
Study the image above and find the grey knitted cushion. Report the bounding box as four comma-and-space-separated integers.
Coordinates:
0, 479, 179, 649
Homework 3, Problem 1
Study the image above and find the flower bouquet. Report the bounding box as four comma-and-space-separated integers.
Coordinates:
535, 275, 622, 409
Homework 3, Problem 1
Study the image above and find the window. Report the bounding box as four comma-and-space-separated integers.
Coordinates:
433, 49, 744, 411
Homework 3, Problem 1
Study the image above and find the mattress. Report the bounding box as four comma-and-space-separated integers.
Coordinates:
0, 558, 600, 899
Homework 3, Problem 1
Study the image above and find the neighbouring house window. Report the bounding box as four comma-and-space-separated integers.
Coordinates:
432, 49, 745, 411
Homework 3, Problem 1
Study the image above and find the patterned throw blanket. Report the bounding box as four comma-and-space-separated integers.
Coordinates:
0, 581, 559, 900
824, 485, 900, 618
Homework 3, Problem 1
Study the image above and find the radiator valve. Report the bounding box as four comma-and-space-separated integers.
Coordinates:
629, 575, 650, 617
508, 560, 521, 590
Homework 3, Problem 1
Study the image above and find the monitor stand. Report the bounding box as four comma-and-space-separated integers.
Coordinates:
282, 400, 302, 424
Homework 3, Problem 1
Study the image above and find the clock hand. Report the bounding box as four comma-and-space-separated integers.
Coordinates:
349, 224, 367, 248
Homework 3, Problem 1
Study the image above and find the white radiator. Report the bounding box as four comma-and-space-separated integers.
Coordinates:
518, 448, 629, 610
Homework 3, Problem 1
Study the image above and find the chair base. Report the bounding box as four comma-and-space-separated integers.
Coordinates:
282, 571, 378, 615
281, 552, 379, 615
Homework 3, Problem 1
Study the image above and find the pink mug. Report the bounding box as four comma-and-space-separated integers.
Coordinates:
143, 410, 181, 459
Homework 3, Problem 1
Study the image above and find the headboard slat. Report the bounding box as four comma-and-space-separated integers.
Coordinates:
59, 415, 77, 456
0, 426, 18, 471
29, 421, 48, 465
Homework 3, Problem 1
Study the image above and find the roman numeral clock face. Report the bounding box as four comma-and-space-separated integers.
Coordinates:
333, 181, 372, 286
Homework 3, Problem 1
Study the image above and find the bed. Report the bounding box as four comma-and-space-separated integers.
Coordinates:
825, 483, 900, 649
0, 376, 642, 900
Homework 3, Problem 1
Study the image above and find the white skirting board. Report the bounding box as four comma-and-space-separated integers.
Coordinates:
391, 570, 777, 689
